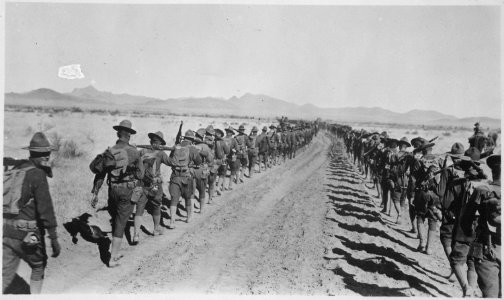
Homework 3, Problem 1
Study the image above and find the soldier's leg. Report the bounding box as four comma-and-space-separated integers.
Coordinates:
3, 238, 22, 293
408, 195, 417, 234
380, 183, 389, 213
196, 177, 207, 213
417, 214, 427, 251
110, 186, 134, 264
450, 241, 472, 296
207, 172, 217, 204
24, 241, 47, 294
151, 186, 163, 235
391, 189, 402, 223
133, 192, 148, 244
183, 179, 194, 223
169, 182, 182, 228
475, 245, 501, 298
424, 217, 438, 255
440, 222, 456, 279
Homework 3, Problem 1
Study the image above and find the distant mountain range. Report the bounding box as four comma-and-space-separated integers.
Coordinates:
5, 85, 500, 128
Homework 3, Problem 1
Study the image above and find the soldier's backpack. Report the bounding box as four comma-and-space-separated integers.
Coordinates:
3, 165, 35, 215
171, 145, 190, 169
89, 148, 116, 174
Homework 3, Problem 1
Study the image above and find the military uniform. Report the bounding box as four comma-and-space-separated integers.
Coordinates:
257, 127, 270, 172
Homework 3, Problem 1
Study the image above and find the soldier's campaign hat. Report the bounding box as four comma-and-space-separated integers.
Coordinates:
446, 143, 465, 157
184, 129, 196, 141
214, 129, 224, 138
148, 131, 166, 145
196, 128, 207, 140
113, 119, 137, 134
464, 147, 481, 161
269, 124, 277, 129
385, 138, 399, 147
262, 126, 268, 132
23, 132, 57, 152
486, 154, 500, 169
206, 125, 215, 136
225, 127, 235, 135
251, 126, 258, 132
410, 137, 428, 148
398, 137, 411, 148
379, 131, 389, 141
238, 125, 245, 132
413, 142, 435, 153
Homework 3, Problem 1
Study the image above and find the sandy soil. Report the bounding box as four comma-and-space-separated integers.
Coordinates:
11, 131, 465, 296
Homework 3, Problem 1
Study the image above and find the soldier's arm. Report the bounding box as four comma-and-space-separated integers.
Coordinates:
92, 171, 106, 194
160, 151, 176, 167
32, 169, 58, 239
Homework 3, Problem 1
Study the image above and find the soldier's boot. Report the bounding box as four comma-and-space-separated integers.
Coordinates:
153, 214, 163, 235
109, 237, 124, 267
132, 216, 142, 245
186, 202, 193, 223
30, 279, 43, 294
416, 218, 426, 252
424, 230, 437, 254
467, 265, 478, 292
199, 197, 205, 213
169, 206, 177, 228
249, 167, 254, 177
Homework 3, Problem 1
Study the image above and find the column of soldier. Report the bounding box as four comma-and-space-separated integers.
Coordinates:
330, 122, 500, 298
2, 118, 319, 294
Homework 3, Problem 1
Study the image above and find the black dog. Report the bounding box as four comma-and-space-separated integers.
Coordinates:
63, 213, 111, 266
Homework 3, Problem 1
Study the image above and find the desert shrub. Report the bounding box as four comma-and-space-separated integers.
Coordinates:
442, 132, 451, 137
48, 132, 63, 151
71, 107, 83, 113
25, 126, 35, 136
411, 130, 418, 135
110, 109, 120, 116
58, 140, 84, 159
405, 131, 410, 134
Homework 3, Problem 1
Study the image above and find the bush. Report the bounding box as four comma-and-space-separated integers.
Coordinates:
442, 132, 451, 137
58, 140, 84, 159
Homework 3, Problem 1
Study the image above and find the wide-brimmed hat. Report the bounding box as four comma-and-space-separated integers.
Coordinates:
184, 129, 196, 141
486, 154, 500, 169
398, 137, 411, 148
196, 128, 206, 140
113, 119, 136, 134
225, 127, 235, 135
206, 125, 215, 136
464, 147, 481, 161
22, 132, 57, 152
251, 126, 258, 132
148, 131, 166, 145
446, 142, 465, 157
214, 128, 224, 138
262, 126, 268, 132
386, 138, 399, 147
238, 125, 245, 132
411, 137, 428, 148
269, 124, 277, 129
413, 142, 435, 153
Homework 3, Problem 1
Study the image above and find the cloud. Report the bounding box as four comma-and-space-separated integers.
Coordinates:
58, 64, 85, 80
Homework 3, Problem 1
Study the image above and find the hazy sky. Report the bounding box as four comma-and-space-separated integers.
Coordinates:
5, 3, 501, 118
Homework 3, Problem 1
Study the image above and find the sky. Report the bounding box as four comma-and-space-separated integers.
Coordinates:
4, 3, 502, 118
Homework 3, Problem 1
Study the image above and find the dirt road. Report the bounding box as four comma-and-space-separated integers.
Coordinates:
20, 132, 461, 295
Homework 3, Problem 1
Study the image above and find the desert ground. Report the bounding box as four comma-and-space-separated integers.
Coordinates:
3, 110, 498, 296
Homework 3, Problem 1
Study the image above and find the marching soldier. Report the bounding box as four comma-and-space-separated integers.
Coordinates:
222, 127, 239, 191
132, 131, 170, 244
267, 125, 279, 166
3, 132, 61, 293
214, 129, 230, 196
91, 120, 145, 267
463, 154, 501, 298
192, 129, 213, 213
247, 126, 259, 178
234, 125, 251, 183
257, 126, 270, 172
